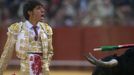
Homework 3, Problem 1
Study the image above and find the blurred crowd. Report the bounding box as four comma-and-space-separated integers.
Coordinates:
0, 0, 134, 27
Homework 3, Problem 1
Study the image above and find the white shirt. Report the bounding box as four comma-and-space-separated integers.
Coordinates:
25, 20, 41, 38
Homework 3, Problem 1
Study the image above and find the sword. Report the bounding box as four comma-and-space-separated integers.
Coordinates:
94, 44, 134, 51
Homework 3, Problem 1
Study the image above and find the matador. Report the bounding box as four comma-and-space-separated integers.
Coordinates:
0, 0, 53, 75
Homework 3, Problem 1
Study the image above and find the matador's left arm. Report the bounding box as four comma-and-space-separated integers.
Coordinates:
48, 30, 53, 65
40, 23, 54, 63
47, 25, 54, 65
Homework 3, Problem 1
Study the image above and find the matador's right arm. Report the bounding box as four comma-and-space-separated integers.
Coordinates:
0, 23, 19, 75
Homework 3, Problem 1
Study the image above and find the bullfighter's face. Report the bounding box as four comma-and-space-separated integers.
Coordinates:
28, 5, 45, 22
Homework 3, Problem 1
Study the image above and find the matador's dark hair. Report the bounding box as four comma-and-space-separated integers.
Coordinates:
23, 0, 44, 20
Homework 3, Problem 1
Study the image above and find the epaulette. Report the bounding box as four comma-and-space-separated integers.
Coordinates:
8, 22, 22, 35
39, 22, 53, 36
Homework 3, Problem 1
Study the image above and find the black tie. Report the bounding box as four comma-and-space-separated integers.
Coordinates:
32, 26, 38, 41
